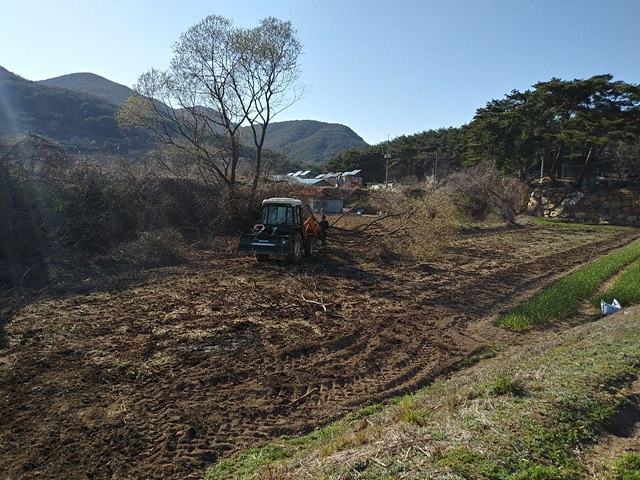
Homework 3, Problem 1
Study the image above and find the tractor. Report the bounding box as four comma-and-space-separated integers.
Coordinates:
237, 198, 321, 262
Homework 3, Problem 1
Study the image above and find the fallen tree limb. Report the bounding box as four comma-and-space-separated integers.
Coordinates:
330, 206, 357, 227
329, 225, 360, 233
352, 214, 396, 233
285, 387, 318, 407
301, 293, 331, 312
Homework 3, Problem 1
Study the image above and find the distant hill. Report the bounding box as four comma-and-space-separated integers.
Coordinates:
39, 72, 133, 107
253, 120, 368, 165
1, 66, 367, 163
36, 75, 369, 164
0, 65, 21, 81
0, 66, 21, 131
0, 66, 150, 153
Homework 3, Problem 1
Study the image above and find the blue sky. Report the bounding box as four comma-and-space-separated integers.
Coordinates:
1, 0, 639, 144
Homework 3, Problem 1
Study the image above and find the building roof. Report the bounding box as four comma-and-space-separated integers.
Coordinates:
263, 198, 302, 206
311, 170, 362, 180
295, 178, 330, 186
270, 175, 332, 187
287, 170, 312, 178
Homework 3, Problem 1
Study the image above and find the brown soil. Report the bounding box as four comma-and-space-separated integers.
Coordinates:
1, 225, 638, 479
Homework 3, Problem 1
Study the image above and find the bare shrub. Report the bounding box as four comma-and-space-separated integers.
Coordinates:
444, 161, 529, 223
40, 159, 140, 253
400, 176, 438, 198
0, 138, 50, 289
0, 162, 48, 289
102, 228, 187, 270
353, 188, 460, 263
503, 177, 530, 215
208, 235, 241, 253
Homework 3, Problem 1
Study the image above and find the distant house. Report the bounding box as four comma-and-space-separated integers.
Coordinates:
287, 170, 312, 179
297, 178, 333, 187
338, 170, 362, 188
309, 190, 343, 214
271, 169, 362, 190
314, 172, 339, 186
271, 171, 332, 187
310, 170, 362, 188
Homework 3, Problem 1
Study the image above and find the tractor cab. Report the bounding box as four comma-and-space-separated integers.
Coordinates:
237, 198, 318, 262
260, 198, 303, 229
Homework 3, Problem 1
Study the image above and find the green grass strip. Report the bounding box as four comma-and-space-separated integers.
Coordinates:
498, 241, 640, 330
591, 259, 640, 308
606, 452, 640, 480
531, 217, 627, 231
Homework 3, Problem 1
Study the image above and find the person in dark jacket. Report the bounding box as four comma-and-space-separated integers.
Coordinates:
318, 215, 329, 246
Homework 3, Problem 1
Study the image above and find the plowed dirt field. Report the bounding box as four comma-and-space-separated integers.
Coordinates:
1, 223, 638, 479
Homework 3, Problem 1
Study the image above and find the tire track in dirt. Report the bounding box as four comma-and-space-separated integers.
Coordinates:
161, 228, 640, 478
1, 227, 638, 479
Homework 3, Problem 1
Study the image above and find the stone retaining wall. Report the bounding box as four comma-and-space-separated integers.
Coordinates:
528, 186, 640, 227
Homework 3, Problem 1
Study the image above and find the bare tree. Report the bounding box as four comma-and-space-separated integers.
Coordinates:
234, 17, 303, 194
118, 15, 302, 193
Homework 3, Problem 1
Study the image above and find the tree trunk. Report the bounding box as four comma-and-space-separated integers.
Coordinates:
250, 121, 269, 198
574, 146, 597, 189
251, 144, 263, 195
549, 143, 564, 185
230, 135, 239, 187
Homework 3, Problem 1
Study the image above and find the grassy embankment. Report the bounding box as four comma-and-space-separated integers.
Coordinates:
590, 258, 640, 308
498, 239, 640, 330
205, 308, 640, 479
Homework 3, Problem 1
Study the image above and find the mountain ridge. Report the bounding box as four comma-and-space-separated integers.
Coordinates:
38, 72, 133, 107
0, 66, 150, 152
255, 119, 368, 164
1, 66, 368, 164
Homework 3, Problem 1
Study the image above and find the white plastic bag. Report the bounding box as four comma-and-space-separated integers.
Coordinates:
601, 299, 621, 316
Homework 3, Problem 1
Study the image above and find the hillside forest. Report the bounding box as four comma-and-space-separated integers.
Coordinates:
328, 75, 640, 185
0, 66, 366, 168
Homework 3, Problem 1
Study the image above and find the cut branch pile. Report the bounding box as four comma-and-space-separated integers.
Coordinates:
328, 189, 460, 262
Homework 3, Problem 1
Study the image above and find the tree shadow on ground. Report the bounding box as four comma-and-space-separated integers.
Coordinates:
250, 243, 388, 284
0, 260, 193, 350
0, 292, 23, 349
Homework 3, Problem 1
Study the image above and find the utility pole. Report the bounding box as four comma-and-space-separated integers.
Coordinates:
384, 134, 391, 188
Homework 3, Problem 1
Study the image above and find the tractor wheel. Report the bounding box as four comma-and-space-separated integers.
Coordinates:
256, 254, 269, 262
290, 234, 302, 263
304, 237, 314, 257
